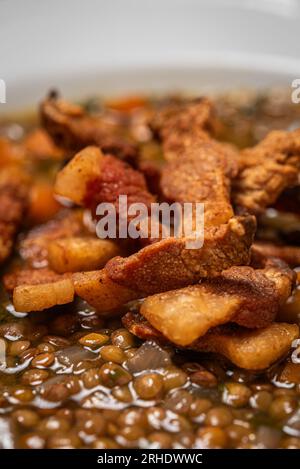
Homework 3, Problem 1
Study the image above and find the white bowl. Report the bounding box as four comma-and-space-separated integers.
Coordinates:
1, 0, 300, 113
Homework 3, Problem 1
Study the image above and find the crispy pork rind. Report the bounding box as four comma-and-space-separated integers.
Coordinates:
40, 94, 137, 160
161, 140, 234, 226
3, 268, 68, 293
193, 323, 299, 370
48, 237, 121, 273
13, 278, 74, 312
72, 270, 136, 312
233, 129, 300, 214
105, 215, 256, 295
139, 262, 294, 346
140, 286, 240, 346
0, 168, 29, 264
123, 313, 299, 370
152, 98, 238, 177
151, 98, 219, 160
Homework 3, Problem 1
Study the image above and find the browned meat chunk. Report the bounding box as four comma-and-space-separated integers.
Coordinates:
123, 313, 299, 370
73, 270, 137, 313
0, 169, 28, 264
151, 98, 218, 160
40, 94, 137, 160
153, 98, 238, 177
3, 267, 67, 292
139, 261, 294, 345
161, 140, 234, 226
106, 215, 256, 294
123, 312, 166, 342
233, 129, 300, 214
193, 322, 299, 370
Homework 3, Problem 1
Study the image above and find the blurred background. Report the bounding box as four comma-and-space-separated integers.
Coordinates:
1, 0, 300, 111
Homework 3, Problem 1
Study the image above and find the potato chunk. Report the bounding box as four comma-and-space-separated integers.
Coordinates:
195, 323, 299, 370
13, 278, 74, 312
73, 270, 137, 313
48, 237, 120, 273
140, 286, 240, 346
54, 146, 103, 204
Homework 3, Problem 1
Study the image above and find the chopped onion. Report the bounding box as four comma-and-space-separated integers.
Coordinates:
126, 341, 171, 374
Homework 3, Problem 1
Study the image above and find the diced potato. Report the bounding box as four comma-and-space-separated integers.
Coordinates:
140, 285, 240, 346
196, 323, 299, 370
13, 278, 74, 312
73, 270, 137, 312
48, 237, 120, 273
54, 146, 103, 204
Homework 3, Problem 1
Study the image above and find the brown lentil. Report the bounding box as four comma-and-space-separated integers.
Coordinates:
31, 352, 55, 368
100, 345, 126, 364
148, 431, 173, 448
21, 369, 49, 386
19, 432, 46, 449
205, 406, 233, 427
82, 368, 100, 389
8, 340, 30, 357
190, 370, 218, 388
163, 367, 188, 391
79, 332, 109, 347
92, 437, 120, 449
111, 329, 136, 349
269, 396, 297, 420
99, 363, 132, 387
12, 409, 39, 428
223, 382, 252, 407
133, 373, 164, 400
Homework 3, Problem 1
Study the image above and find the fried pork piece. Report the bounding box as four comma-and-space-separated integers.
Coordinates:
139, 261, 294, 346
123, 313, 299, 370
161, 140, 234, 226
193, 323, 299, 370
54, 146, 154, 214
151, 98, 218, 160
13, 278, 74, 313
253, 241, 300, 267
73, 270, 137, 312
0, 168, 28, 264
72, 216, 255, 312
19, 209, 87, 268
40, 94, 137, 160
153, 98, 238, 176
3, 267, 67, 293
123, 312, 165, 342
48, 237, 121, 273
233, 129, 300, 214
106, 215, 256, 295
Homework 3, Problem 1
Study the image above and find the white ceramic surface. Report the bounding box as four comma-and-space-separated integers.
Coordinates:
0, 0, 300, 112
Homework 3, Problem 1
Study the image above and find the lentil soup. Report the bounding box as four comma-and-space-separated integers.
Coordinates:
1, 89, 300, 449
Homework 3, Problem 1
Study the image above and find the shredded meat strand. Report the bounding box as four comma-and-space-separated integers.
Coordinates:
233, 129, 300, 213
40, 94, 137, 161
